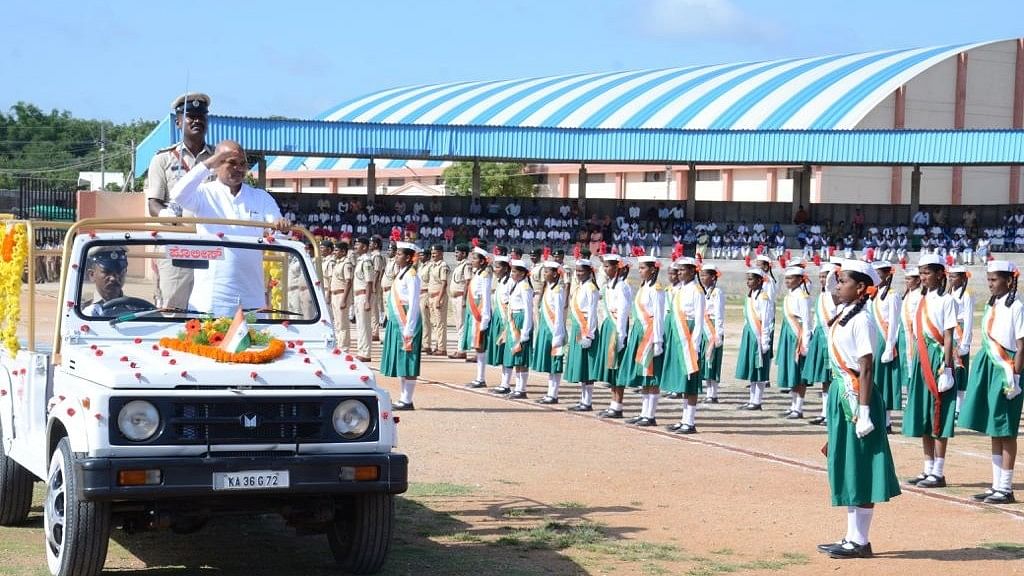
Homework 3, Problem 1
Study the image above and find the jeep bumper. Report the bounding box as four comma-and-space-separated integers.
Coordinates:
74, 453, 408, 501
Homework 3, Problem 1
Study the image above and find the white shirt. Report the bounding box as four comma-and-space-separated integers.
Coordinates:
671, 280, 705, 356
391, 266, 421, 339
507, 279, 534, 341
704, 284, 725, 345
951, 286, 975, 354
782, 287, 812, 353
983, 295, 1024, 352
828, 309, 878, 396
170, 164, 284, 315
872, 288, 902, 356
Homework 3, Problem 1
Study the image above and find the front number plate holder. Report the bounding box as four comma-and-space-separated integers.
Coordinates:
212, 470, 290, 491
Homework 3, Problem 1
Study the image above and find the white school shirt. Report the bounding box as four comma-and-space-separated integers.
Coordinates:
704, 284, 726, 345
539, 281, 567, 343
672, 280, 705, 354
746, 288, 776, 353
602, 279, 632, 346
983, 295, 1024, 352
633, 283, 666, 347
828, 309, 878, 395
951, 286, 975, 354
916, 289, 959, 346
782, 287, 812, 353
468, 269, 493, 327
170, 164, 283, 315
871, 288, 902, 356
391, 266, 421, 339
507, 279, 534, 340
570, 282, 599, 341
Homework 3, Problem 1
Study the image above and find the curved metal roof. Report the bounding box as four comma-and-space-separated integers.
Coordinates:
264, 40, 992, 171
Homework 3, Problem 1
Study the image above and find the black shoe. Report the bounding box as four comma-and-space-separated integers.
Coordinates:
983, 490, 1016, 504
786, 411, 804, 420
885, 424, 893, 434
916, 475, 947, 488
465, 380, 486, 389
827, 541, 873, 559
537, 396, 558, 404
700, 397, 719, 404
392, 402, 415, 411
665, 392, 683, 400
491, 386, 512, 395
667, 422, 685, 432
625, 415, 643, 424
905, 473, 928, 486
674, 423, 697, 434
598, 408, 623, 419
634, 417, 658, 427
738, 403, 762, 411
779, 409, 796, 417
817, 539, 846, 553
972, 488, 996, 501
808, 416, 827, 425
568, 403, 593, 412
508, 391, 528, 400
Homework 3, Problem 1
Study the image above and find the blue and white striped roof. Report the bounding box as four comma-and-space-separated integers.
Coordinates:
263, 40, 993, 172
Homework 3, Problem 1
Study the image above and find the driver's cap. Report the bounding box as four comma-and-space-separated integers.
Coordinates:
88, 246, 128, 271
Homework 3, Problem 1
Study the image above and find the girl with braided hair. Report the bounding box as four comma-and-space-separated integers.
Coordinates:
597, 255, 632, 419
948, 266, 975, 415
616, 256, 666, 426
487, 255, 514, 394
903, 255, 958, 489
806, 263, 839, 426
899, 268, 923, 380
532, 261, 567, 404
564, 259, 601, 411
817, 260, 901, 559
736, 269, 775, 410
662, 258, 705, 434
504, 260, 535, 399
778, 266, 812, 418
958, 261, 1023, 504
871, 261, 904, 433
700, 264, 726, 404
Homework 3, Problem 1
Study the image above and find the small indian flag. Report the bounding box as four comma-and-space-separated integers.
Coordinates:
220, 306, 252, 353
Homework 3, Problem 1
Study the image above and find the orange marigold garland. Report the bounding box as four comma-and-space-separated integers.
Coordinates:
159, 336, 286, 364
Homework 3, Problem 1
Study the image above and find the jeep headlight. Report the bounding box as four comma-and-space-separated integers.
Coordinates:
333, 400, 371, 439
117, 400, 160, 441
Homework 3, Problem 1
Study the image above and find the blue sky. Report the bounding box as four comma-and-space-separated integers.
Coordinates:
2, 0, 1022, 123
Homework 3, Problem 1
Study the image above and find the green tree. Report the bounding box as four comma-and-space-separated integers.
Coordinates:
442, 161, 535, 198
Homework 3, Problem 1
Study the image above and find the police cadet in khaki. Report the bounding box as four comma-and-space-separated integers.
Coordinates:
529, 248, 545, 309
330, 241, 354, 350
144, 92, 213, 309
417, 252, 435, 353
427, 244, 451, 356
369, 236, 387, 341
320, 239, 336, 313
353, 237, 375, 361
448, 244, 472, 359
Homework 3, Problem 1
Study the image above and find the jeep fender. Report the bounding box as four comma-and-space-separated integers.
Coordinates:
47, 398, 90, 456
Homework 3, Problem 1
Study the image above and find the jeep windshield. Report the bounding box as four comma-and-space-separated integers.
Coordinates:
74, 237, 320, 324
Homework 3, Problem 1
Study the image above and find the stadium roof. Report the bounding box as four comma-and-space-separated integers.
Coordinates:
136, 39, 1024, 177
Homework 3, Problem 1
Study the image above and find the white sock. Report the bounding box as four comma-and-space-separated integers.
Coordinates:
923, 458, 935, 476
400, 379, 416, 404
885, 411, 892, 427
581, 383, 593, 406
851, 507, 873, 546
515, 371, 528, 393
476, 356, 486, 382
547, 374, 561, 398
794, 394, 804, 413
639, 394, 650, 418
706, 381, 718, 399
648, 394, 659, 419
610, 400, 623, 411
956, 390, 965, 412
752, 382, 765, 405
501, 367, 512, 388
992, 454, 1004, 490
684, 403, 696, 426
748, 386, 756, 404
845, 507, 856, 542
932, 457, 945, 478
820, 390, 828, 418
789, 391, 797, 411
1000, 468, 1014, 492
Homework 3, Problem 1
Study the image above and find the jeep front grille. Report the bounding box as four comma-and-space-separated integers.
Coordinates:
171, 400, 326, 444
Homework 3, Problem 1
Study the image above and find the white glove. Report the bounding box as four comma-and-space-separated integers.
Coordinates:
481, 317, 490, 331
937, 367, 955, 393
617, 335, 626, 351
579, 336, 593, 349
855, 405, 875, 438
715, 335, 723, 348
653, 342, 664, 357
881, 347, 894, 364
957, 344, 970, 357
551, 335, 565, 348
1005, 374, 1022, 400
402, 327, 414, 340
518, 333, 531, 345
760, 336, 770, 352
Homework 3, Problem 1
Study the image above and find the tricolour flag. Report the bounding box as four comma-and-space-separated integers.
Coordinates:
220, 306, 252, 353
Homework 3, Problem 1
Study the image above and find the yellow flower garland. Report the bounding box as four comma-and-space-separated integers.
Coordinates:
263, 260, 284, 311
0, 223, 28, 356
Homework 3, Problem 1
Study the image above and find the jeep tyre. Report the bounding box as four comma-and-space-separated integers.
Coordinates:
0, 421, 34, 525
327, 493, 394, 574
44, 438, 110, 576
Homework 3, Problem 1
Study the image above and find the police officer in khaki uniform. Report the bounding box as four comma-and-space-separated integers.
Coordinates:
417, 248, 435, 353
320, 239, 336, 313
448, 244, 472, 359
352, 237, 375, 361
287, 244, 316, 319
369, 236, 386, 341
144, 92, 214, 309
427, 244, 450, 355
330, 241, 354, 350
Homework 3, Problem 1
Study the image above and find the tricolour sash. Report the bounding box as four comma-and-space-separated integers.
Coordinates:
672, 286, 700, 376
633, 286, 656, 377
915, 296, 946, 436
543, 284, 563, 356
467, 275, 484, 348
388, 274, 415, 352
828, 319, 861, 423
981, 304, 1017, 391
744, 294, 764, 369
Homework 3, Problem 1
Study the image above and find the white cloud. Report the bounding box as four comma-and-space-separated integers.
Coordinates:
645, 0, 777, 42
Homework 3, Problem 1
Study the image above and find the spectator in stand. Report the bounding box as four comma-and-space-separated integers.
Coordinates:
912, 208, 930, 227
793, 205, 809, 225
852, 208, 865, 237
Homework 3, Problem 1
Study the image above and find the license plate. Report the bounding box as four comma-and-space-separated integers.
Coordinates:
212, 470, 290, 491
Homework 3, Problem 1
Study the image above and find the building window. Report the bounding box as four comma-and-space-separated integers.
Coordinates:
269, 179, 285, 187
643, 171, 665, 183
387, 178, 404, 187
346, 178, 365, 187
584, 173, 606, 184
696, 170, 720, 181
309, 178, 326, 187
533, 174, 549, 185
434, 177, 444, 186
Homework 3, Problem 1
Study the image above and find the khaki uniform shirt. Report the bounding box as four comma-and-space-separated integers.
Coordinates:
321, 254, 336, 301
144, 142, 214, 216
331, 253, 355, 306
450, 259, 472, 299
417, 260, 434, 295
428, 259, 450, 300
381, 257, 399, 292
354, 254, 374, 295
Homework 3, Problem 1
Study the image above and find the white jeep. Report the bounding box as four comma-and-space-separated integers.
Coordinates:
0, 217, 407, 576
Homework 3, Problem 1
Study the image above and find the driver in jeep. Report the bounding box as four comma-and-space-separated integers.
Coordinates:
81, 247, 155, 316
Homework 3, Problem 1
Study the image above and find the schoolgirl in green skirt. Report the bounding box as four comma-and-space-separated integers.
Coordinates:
503, 260, 534, 398
948, 266, 975, 414
903, 255, 959, 489
380, 242, 423, 410
597, 255, 633, 419
463, 247, 493, 389
487, 255, 513, 393
700, 265, 725, 403
616, 256, 665, 426
818, 259, 901, 559
662, 258, 705, 434
532, 261, 566, 404
778, 267, 812, 418
564, 260, 601, 411
735, 269, 775, 410
869, 261, 904, 431
958, 260, 1023, 504
805, 264, 839, 425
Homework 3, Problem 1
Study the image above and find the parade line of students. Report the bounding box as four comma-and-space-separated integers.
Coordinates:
317, 240, 1022, 558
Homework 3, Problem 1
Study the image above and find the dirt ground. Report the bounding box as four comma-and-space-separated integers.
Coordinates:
1, 285, 1022, 575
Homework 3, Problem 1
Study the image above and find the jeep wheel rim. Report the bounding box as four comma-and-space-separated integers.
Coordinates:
45, 456, 66, 565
